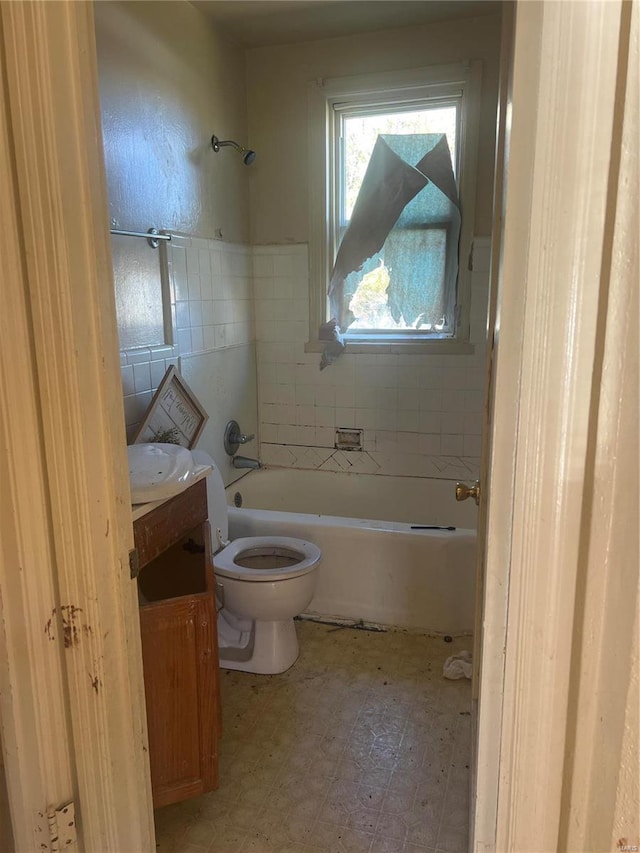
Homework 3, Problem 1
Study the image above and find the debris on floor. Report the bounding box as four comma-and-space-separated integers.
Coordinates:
443, 651, 473, 679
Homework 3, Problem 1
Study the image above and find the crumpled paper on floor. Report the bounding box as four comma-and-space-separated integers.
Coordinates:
443, 650, 472, 679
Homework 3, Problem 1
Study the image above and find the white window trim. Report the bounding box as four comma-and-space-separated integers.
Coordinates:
307, 61, 482, 354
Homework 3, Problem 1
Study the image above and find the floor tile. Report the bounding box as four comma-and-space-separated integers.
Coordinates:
155, 622, 471, 853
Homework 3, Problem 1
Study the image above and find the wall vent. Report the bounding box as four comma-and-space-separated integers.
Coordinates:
335, 428, 363, 451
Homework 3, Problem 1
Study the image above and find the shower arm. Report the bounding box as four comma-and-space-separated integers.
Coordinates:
211, 134, 256, 165
211, 135, 242, 153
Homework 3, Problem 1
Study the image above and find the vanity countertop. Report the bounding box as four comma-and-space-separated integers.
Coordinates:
131, 464, 211, 522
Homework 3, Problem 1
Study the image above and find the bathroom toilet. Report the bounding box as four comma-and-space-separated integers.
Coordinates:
193, 451, 321, 674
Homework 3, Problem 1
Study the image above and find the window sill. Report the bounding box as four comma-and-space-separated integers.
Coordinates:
304, 338, 475, 355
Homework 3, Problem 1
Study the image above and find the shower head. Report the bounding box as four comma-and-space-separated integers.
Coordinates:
211, 134, 256, 166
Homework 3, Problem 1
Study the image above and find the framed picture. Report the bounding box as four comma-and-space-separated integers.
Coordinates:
132, 365, 208, 449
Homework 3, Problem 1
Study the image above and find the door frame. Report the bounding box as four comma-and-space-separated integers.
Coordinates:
474, 0, 635, 850
0, 3, 154, 850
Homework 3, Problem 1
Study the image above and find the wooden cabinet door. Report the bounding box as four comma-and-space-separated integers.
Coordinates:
139, 593, 218, 808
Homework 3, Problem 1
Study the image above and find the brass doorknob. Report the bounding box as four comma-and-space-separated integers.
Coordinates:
455, 480, 481, 506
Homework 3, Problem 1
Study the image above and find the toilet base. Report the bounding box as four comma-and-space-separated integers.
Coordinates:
217, 614, 300, 674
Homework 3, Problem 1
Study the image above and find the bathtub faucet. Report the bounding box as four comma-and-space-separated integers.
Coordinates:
232, 455, 262, 469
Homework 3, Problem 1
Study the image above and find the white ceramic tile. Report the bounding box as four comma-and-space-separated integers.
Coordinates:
397, 410, 419, 432
315, 427, 336, 447
315, 407, 335, 428
465, 367, 485, 391
170, 248, 189, 302
441, 368, 467, 390
376, 388, 399, 411
441, 434, 464, 456
441, 390, 467, 413
312, 384, 334, 408
209, 248, 222, 276
398, 388, 419, 411
202, 325, 216, 351
288, 447, 322, 468
121, 365, 135, 396
461, 457, 481, 478
278, 425, 301, 445
463, 434, 482, 457
201, 300, 215, 326
335, 408, 356, 428
198, 249, 211, 280
419, 412, 442, 434
253, 253, 274, 278
220, 251, 234, 277
295, 406, 316, 426
124, 347, 152, 364
214, 325, 227, 349
441, 412, 465, 435
200, 274, 214, 302
273, 363, 294, 385
260, 444, 297, 467
175, 301, 190, 329
419, 434, 442, 455
272, 253, 295, 277
187, 274, 202, 302
420, 367, 443, 389
420, 390, 443, 412
331, 387, 353, 409
150, 359, 168, 388
177, 328, 192, 353
397, 366, 423, 388
190, 326, 204, 352
260, 423, 278, 443
295, 385, 315, 406
189, 300, 203, 327
185, 247, 200, 278
133, 361, 151, 393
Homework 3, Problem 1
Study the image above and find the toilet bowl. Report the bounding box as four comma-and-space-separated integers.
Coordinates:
193, 451, 321, 674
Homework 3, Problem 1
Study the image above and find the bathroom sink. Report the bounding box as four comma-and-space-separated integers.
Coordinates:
127, 443, 196, 504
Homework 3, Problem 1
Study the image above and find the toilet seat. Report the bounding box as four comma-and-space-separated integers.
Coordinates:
214, 536, 321, 582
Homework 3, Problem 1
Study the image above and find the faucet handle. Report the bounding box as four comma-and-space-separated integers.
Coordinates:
224, 419, 255, 456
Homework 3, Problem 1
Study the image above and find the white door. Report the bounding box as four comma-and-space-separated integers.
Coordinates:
465, 2, 515, 845
472, 1, 637, 850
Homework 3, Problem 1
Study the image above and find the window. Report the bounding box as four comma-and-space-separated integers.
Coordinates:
308, 62, 481, 353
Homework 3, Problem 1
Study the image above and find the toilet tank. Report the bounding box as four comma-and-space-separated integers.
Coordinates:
191, 451, 228, 549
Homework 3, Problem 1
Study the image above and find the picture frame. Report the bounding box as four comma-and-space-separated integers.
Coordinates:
132, 365, 208, 449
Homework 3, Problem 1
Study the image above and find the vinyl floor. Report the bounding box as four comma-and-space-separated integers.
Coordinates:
155, 620, 472, 853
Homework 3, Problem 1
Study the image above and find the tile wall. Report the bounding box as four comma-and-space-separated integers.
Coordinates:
119, 234, 254, 442
253, 240, 490, 481
119, 234, 490, 483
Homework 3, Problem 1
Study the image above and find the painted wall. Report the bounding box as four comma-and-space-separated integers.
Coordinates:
94, 1, 257, 483
94, 0, 250, 242
246, 14, 501, 244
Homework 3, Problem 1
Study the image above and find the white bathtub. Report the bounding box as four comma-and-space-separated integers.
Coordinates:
226, 468, 477, 634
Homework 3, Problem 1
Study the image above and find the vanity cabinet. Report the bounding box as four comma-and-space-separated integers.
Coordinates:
133, 478, 221, 809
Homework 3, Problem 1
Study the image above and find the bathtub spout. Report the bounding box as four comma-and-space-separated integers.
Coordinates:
232, 455, 262, 469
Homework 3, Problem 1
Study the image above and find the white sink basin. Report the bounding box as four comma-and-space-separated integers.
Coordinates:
127, 443, 195, 504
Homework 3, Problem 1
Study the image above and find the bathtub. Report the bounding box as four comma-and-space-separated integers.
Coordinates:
226, 468, 477, 634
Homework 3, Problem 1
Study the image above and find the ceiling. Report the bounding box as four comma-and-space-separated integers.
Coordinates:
192, 1, 502, 48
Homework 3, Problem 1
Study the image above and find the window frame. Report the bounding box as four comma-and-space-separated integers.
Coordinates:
307, 61, 481, 354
